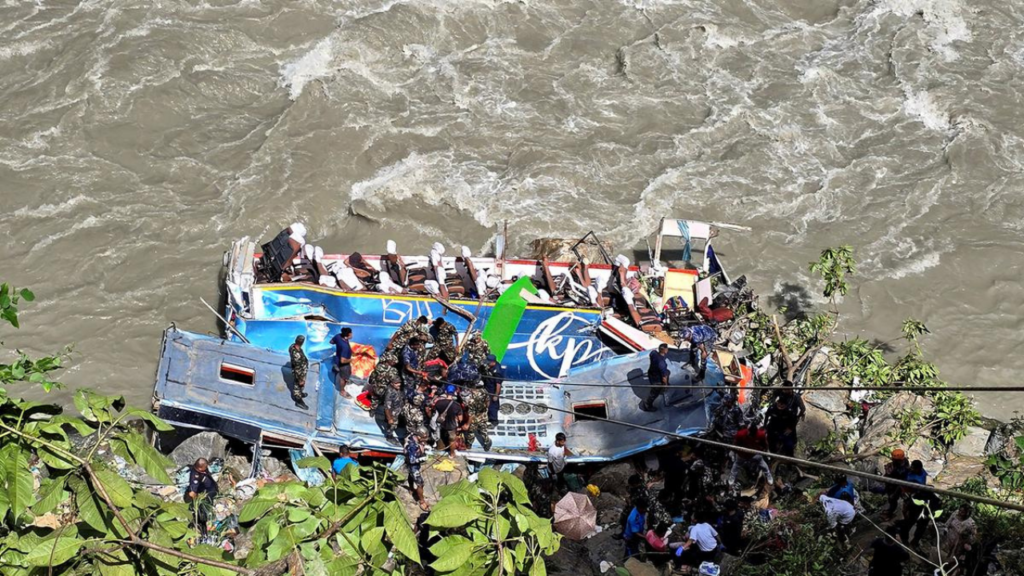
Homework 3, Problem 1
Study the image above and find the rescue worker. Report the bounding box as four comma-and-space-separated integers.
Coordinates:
367, 355, 398, 410
462, 379, 493, 451
464, 332, 492, 369
404, 382, 429, 438
427, 317, 459, 363
288, 335, 309, 410
640, 343, 669, 412
386, 316, 432, 354
481, 354, 504, 426
383, 379, 405, 444
400, 337, 429, 394
405, 427, 430, 511
330, 327, 354, 399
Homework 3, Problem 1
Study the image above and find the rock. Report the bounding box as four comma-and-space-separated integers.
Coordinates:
933, 455, 988, 490
804, 388, 849, 414
224, 454, 252, 475
259, 452, 288, 478
588, 463, 636, 498
593, 492, 626, 527
548, 538, 598, 575
529, 238, 615, 264
856, 392, 934, 456
950, 426, 992, 458
798, 403, 839, 455
623, 557, 662, 576
582, 530, 625, 573
168, 432, 229, 468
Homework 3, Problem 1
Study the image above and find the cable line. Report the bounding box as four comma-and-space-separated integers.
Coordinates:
446, 382, 1024, 513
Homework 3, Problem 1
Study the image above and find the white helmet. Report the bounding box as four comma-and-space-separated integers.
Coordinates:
432, 242, 446, 255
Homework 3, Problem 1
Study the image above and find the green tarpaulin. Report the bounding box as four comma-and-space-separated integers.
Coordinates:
481, 276, 538, 362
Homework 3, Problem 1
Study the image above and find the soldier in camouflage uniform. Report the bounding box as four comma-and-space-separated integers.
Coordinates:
386, 316, 432, 356
367, 355, 399, 410
288, 335, 309, 410
403, 383, 429, 437
461, 382, 492, 451
426, 318, 459, 363
463, 332, 492, 369
382, 380, 405, 444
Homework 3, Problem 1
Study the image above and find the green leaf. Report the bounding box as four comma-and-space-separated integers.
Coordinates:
501, 471, 530, 505
429, 542, 476, 572
31, 476, 67, 516
530, 557, 548, 576
0, 485, 9, 520
19, 289, 34, 302
287, 506, 312, 523
437, 479, 479, 503
95, 468, 134, 508
361, 525, 385, 556
125, 408, 174, 432
24, 535, 84, 566
239, 498, 279, 523
295, 456, 332, 473
384, 501, 421, 563
326, 556, 361, 576
4, 446, 33, 518
478, 466, 501, 496
96, 549, 135, 576
429, 534, 472, 558
51, 415, 95, 436
502, 548, 515, 575
425, 500, 482, 528
615, 567, 630, 576
121, 431, 173, 484
1014, 435, 1024, 452
190, 544, 235, 576
69, 475, 108, 533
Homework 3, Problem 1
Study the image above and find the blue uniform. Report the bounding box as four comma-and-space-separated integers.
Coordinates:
332, 456, 358, 475
648, 350, 668, 384
331, 334, 353, 362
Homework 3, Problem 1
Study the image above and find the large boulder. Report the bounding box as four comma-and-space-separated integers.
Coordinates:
804, 388, 849, 414
623, 557, 664, 576
593, 491, 627, 527
582, 530, 625, 573
950, 426, 992, 458
934, 455, 988, 490
168, 431, 229, 468
588, 463, 636, 498
855, 393, 944, 476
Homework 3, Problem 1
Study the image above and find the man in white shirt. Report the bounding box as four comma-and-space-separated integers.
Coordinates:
547, 432, 572, 493
819, 493, 856, 543
675, 510, 721, 569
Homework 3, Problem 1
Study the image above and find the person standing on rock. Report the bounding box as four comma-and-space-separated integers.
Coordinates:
481, 354, 504, 426
462, 379, 493, 451
330, 327, 354, 399
641, 343, 670, 412
185, 458, 218, 538
383, 379, 406, 444
404, 428, 430, 512
882, 449, 910, 519
547, 432, 572, 493
289, 335, 309, 410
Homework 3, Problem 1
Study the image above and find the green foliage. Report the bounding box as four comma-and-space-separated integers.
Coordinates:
425, 467, 558, 576
733, 500, 846, 576
809, 246, 855, 303
0, 283, 34, 329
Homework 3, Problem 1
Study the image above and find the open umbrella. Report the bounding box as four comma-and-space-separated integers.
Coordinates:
553, 492, 597, 540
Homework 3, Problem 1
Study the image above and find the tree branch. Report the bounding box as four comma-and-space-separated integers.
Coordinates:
0, 421, 254, 575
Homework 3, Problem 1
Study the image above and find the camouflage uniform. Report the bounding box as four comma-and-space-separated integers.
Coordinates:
621, 483, 670, 532
288, 342, 308, 401
461, 386, 492, 451
426, 321, 459, 363
367, 361, 399, 410
712, 402, 747, 443
403, 389, 428, 435
463, 333, 491, 368
388, 320, 432, 355
383, 386, 406, 440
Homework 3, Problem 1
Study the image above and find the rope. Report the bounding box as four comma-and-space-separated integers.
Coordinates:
445, 383, 1024, 513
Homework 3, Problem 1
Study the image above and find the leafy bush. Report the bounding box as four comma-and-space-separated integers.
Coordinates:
733, 501, 846, 576
424, 467, 558, 576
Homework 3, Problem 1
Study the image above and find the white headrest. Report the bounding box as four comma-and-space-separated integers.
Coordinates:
485, 276, 500, 289
303, 244, 315, 259
429, 249, 441, 266
424, 280, 440, 295
314, 246, 324, 261
461, 246, 472, 259
289, 232, 306, 246
432, 242, 445, 255
615, 254, 630, 268
290, 223, 307, 238
386, 240, 397, 255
